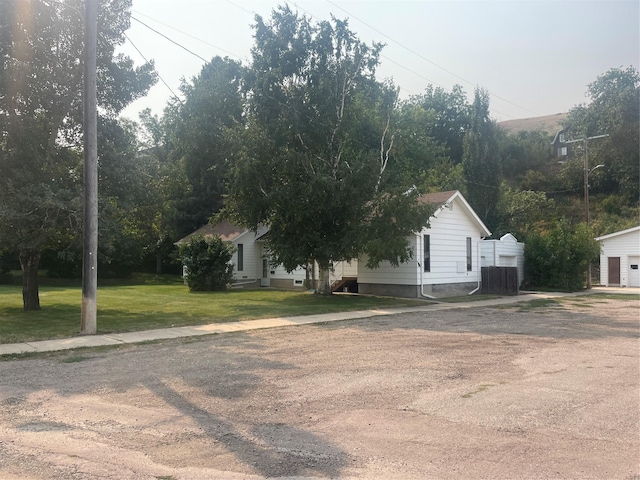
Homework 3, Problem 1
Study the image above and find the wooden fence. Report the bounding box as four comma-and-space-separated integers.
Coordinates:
481, 266, 519, 295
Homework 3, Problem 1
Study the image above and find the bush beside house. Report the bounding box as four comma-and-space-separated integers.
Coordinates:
178, 235, 235, 291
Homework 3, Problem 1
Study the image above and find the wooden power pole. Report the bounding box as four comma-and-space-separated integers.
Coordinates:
81, 0, 98, 334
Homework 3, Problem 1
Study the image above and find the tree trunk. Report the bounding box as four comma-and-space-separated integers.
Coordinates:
316, 260, 332, 296
19, 250, 41, 311
156, 252, 163, 274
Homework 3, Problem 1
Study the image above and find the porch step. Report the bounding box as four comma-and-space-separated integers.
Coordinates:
331, 277, 358, 293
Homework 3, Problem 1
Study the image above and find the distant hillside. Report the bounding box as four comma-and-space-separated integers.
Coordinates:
499, 113, 567, 135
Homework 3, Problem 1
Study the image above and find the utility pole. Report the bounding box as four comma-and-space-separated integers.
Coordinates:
81, 0, 98, 334
561, 133, 608, 289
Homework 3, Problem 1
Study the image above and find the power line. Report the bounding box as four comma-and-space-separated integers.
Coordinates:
123, 32, 183, 104
285, 1, 519, 119
324, 0, 542, 118
131, 16, 210, 63
225, 0, 255, 16
290, 0, 520, 118
132, 10, 244, 61
128, 12, 386, 153
151, 0, 533, 120
126, 3, 534, 148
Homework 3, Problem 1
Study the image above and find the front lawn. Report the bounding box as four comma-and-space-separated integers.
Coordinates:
0, 275, 423, 344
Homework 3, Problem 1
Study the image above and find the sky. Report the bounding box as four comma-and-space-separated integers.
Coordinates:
118, 0, 639, 123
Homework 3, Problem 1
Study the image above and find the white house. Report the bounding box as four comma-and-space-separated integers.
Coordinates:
481, 233, 525, 287
176, 220, 357, 290
358, 190, 492, 298
595, 226, 640, 287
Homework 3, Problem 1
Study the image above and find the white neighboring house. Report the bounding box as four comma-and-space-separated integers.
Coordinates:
358, 190, 492, 298
176, 220, 356, 290
481, 233, 525, 287
595, 226, 640, 287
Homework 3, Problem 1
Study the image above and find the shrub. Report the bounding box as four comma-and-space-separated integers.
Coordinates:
524, 221, 600, 291
179, 234, 235, 291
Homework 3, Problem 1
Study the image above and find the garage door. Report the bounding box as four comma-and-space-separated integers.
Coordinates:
629, 256, 640, 287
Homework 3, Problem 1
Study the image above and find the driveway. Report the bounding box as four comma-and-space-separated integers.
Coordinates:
0, 295, 638, 479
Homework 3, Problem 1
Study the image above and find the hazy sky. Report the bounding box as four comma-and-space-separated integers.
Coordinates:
118, 0, 639, 123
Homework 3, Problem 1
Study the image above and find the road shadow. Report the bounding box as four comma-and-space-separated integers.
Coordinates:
315, 297, 640, 341
0, 336, 350, 478
147, 380, 348, 478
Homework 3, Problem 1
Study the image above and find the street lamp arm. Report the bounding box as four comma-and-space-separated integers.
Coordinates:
563, 133, 610, 145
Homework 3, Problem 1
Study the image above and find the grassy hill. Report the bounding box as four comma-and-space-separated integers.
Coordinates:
499, 113, 567, 135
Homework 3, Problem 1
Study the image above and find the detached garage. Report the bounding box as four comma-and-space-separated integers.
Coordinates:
595, 226, 640, 287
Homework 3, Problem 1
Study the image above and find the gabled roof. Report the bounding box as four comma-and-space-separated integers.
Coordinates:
418, 190, 492, 238
175, 219, 247, 245
481, 233, 521, 243
418, 190, 458, 206
595, 225, 640, 241
499, 233, 519, 243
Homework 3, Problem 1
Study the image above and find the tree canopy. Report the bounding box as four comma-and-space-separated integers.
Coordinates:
0, 0, 156, 309
225, 6, 433, 294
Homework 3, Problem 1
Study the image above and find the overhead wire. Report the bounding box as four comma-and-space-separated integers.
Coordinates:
324, 0, 542, 118
132, 10, 244, 61
131, 16, 210, 63
127, 12, 580, 197
125, 8, 390, 153
126, 3, 551, 153
131, 1, 539, 120
288, 1, 521, 119
123, 32, 183, 104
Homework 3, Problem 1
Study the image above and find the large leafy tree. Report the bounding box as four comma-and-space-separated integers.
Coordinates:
136, 108, 184, 273
462, 87, 502, 230
0, 0, 156, 309
167, 56, 246, 237
226, 6, 432, 294
391, 98, 452, 191
412, 84, 471, 164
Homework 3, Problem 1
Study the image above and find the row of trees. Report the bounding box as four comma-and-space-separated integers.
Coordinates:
1, 2, 638, 306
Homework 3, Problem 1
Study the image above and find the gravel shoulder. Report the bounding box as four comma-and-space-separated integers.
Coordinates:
1, 296, 638, 479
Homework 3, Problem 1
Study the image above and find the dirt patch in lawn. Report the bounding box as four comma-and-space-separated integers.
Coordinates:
0, 298, 638, 479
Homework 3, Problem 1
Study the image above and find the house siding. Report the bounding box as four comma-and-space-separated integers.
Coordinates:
230, 226, 269, 284
268, 263, 307, 289
357, 234, 420, 287
597, 227, 640, 287
358, 194, 487, 298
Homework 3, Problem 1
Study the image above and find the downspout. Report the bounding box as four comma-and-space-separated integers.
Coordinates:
418, 233, 437, 299
468, 238, 482, 295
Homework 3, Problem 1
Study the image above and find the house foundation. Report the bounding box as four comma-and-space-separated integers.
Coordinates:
358, 281, 479, 299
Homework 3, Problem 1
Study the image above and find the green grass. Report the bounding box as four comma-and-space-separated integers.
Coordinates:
0, 275, 422, 344
587, 293, 640, 301
493, 292, 639, 312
